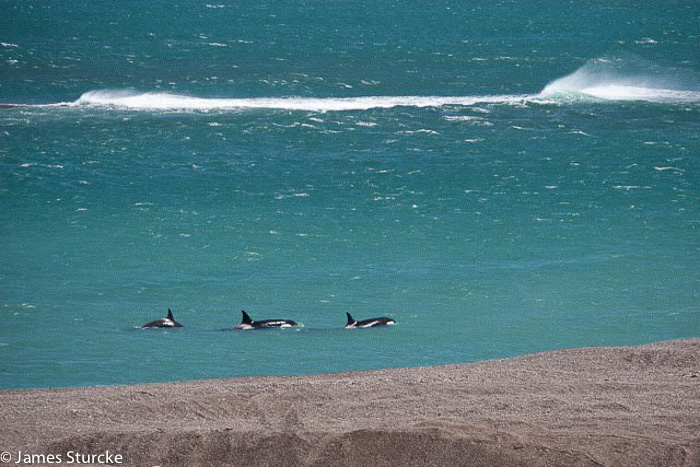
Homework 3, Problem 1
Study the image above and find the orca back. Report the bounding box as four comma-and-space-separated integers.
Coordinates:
237, 310, 296, 330
255, 319, 297, 328
346, 312, 357, 327
347, 314, 396, 328
240, 310, 254, 325
142, 308, 182, 328
166, 308, 183, 327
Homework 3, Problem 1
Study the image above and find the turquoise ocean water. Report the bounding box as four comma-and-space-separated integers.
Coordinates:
1, 0, 699, 388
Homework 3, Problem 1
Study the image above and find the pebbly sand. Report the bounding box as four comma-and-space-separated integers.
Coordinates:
1, 338, 698, 467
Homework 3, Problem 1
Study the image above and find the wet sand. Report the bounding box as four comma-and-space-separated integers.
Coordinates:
1, 338, 699, 466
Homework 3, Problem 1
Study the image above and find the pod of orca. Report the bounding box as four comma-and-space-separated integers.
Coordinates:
142, 309, 396, 330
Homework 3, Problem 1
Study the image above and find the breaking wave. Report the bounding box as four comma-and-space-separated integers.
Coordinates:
3, 57, 699, 112
73, 90, 530, 111
540, 57, 700, 103
43, 82, 700, 112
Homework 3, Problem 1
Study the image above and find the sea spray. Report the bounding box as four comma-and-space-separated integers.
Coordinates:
540, 56, 700, 102
36, 60, 700, 112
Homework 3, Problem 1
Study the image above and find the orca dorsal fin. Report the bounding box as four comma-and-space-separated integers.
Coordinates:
241, 310, 253, 325
346, 312, 357, 326
167, 308, 175, 320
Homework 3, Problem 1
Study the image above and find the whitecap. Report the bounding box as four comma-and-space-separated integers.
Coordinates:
14, 60, 700, 115
72, 90, 530, 112
613, 185, 651, 191
539, 57, 700, 103
444, 115, 493, 126
401, 129, 439, 135
654, 166, 685, 173
444, 115, 479, 121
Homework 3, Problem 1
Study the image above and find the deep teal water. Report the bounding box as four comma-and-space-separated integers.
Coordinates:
1, 0, 699, 388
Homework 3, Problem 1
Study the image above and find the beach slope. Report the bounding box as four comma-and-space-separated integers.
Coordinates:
1, 338, 699, 466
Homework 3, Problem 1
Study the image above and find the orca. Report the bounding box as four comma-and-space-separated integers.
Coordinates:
345, 312, 396, 329
142, 308, 183, 329
235, 310, 297, 330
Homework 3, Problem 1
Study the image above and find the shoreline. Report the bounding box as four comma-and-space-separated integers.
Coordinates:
3, 337, 694, 393
2, 337, 699, 466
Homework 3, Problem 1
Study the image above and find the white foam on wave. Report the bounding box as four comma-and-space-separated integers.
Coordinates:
539, 57, 700, 103
74, 90, 529, 112
568, 85, 700, 103
6, 57, 699, 112
71, 82, 700, 113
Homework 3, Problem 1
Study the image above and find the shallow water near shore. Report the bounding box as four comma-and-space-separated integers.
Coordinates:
1, 0, 699, 388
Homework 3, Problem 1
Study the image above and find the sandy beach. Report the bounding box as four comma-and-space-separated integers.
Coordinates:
1, 338, 698, 466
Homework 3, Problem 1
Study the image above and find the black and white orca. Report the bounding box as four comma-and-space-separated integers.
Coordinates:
345, 312, 396, 329
142, 308, 183, 329
235, 310, 297, 330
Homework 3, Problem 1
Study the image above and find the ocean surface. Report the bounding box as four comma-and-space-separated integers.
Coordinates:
1, 0, 699, 389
